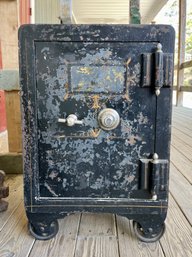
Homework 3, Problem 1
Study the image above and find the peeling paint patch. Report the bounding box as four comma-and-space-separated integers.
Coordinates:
44, 182, 58, 197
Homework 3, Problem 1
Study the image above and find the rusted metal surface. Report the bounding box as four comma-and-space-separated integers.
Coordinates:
0, 170, 9, 212
19, 24, 175, 241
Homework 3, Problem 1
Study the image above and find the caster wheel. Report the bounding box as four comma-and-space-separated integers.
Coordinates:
133, 221, 165, 243
28, 220, 59, 240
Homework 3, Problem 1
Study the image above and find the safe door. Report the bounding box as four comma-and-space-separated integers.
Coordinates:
36, 42, 171, 200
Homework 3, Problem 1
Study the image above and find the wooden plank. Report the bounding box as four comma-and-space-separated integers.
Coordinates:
174, 113, 192, 121
173, 106, 192, 114
173, 112, 192, 123
0, 40, 2, 68
174, 60, 192, 71
0, 153, 23, 174
169, 163, 192, 224
174, 111, 192, 120
5, 90, 22, 153
176, 0, 186, 106
74, 213, 119, 257
173, 86, 192, 92
172, 123, 192, 138
0, 0, 18, 69
160, 194, 192, 257
0, 70, 19, 90
29, 214, 81, 257
78, 213, 116, 236
172, 120, 192, 135
0, 90, 7, 133
172, 127, 192, 147
180, 60, 192, 69
173, 114, 192, 123
116, 216, 165, 257
0, 175, 23, 231
172, 119, 192, 133
74, 235, 119, 257
173, 111, 192, 123
0, 131, 8, 154
178, 86, 192, 92
170, 146, 192, 184
171, 135, 192, 162
0, 202, 35, 257
172, 118, 192, 130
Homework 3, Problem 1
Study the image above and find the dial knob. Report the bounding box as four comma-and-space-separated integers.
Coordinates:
98, 108, 120, 131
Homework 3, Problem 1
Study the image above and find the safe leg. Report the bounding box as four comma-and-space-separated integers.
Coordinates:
132, 215, 166, 243
27, 212, 59, 240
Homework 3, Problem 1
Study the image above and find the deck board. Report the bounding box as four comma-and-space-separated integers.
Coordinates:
29, 214, 81, 257
171, 135, 192, 162
0, 202, 35, 257
159, 195, 192, 257
116, 215, 165, 257
0, 106, 192, 257
74, 213, 119, 257
170, 163, 192, 224
0, 175, 23, 231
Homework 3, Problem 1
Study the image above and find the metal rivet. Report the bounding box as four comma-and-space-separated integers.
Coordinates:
157, 43, 162, 52
153, 153, 159, 160
152, 194, 157, 201
148, 228, 153, 233
40, 226, 45, 232
155, 89, 160, 96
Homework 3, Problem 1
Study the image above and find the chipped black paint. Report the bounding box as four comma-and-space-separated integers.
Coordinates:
19, 24, 175, 241
36, 41, 157, 198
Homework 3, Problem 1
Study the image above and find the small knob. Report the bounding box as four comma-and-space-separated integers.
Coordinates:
58, 114, 83, 126
98, 108, 120, 131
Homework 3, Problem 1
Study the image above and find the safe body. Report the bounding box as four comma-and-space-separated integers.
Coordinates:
19, 24, 175, 241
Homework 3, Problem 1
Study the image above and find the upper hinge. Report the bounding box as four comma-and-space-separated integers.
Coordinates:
141, 43, 174, 96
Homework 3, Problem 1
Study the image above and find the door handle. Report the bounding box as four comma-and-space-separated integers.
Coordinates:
58, 114, 83, 126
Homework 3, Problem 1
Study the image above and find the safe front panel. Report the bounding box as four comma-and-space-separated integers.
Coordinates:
35, 41, 156, 198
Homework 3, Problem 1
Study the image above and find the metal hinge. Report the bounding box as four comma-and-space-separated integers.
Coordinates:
139, 153, 168, 200
141, 43, 174, 96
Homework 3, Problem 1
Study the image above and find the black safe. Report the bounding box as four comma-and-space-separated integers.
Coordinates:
19, 24, 175, 242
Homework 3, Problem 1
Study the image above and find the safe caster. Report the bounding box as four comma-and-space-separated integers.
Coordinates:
133, 221, 165, 243
28, 219, 59, 240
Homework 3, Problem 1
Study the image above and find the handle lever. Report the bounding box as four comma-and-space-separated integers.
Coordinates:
58, 114, 83, 127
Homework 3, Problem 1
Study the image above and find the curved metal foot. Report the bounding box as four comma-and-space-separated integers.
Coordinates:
28, 219, 59, 240
133, 221, 165, 243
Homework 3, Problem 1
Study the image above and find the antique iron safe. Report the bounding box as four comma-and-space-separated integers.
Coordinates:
19, 25, 175, 242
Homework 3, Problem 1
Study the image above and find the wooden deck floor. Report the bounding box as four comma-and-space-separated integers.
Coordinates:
0, 107, 192, 257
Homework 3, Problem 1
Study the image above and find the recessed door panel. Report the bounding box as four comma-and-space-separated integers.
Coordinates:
35, 41, 157, 198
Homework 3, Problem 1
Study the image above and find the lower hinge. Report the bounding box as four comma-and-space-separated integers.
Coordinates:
139, 153, 168, 200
